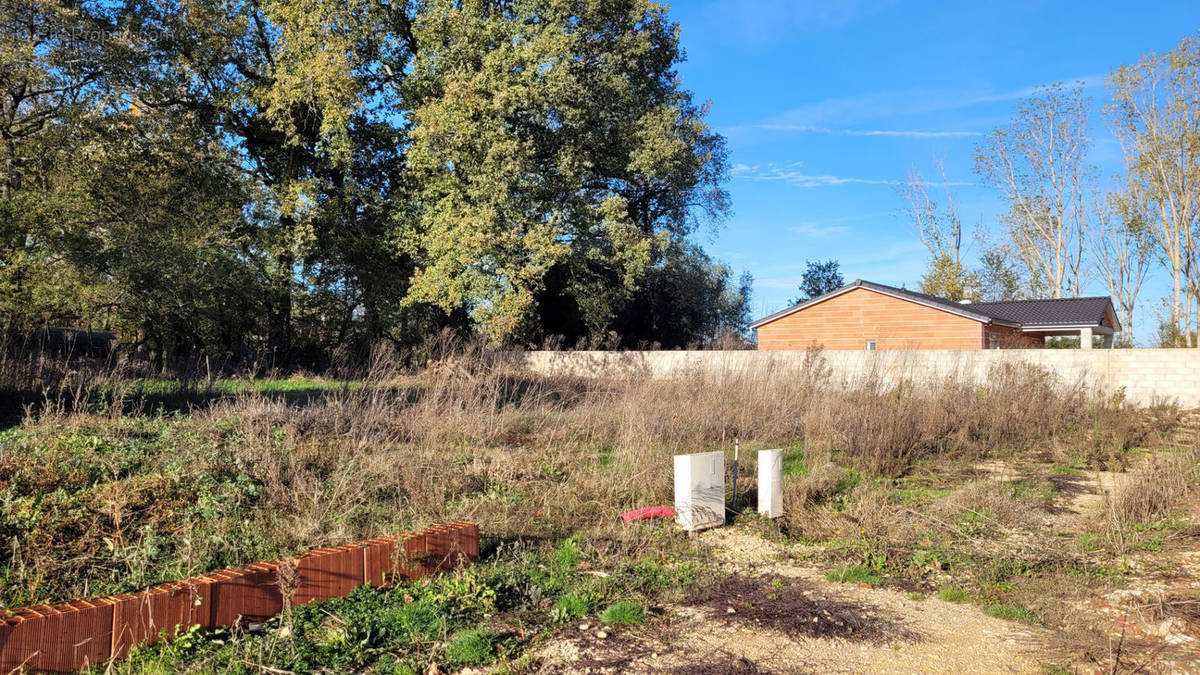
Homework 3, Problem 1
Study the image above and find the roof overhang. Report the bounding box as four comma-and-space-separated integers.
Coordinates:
1020, 324, 1115, 335
750, 281, 1016, 330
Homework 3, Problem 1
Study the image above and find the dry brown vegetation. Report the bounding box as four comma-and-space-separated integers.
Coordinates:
0, 345, 1178, 601
1, 344, 1198, 672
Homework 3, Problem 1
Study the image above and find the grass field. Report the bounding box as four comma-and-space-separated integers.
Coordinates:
1, 347, 1197, 672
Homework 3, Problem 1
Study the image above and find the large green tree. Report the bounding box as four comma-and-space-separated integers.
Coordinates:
3, 0, 741, 366
0, 0, 120, 337
401, 0, 729, 343
124, 0, 414, 362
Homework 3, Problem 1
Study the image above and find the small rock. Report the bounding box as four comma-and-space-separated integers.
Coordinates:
595, 630, 608, 639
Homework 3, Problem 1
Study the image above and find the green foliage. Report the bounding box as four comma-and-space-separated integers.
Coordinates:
444, 629, 497, 667
938, 586, 971, 602
2, 0, 736, 366
599, 601, 646, 625
790, 259, 843, 304
825, 565, 885, 587
551, 593, 591, 622
402, 0, 730, 344
919, 255, 980, 302
983, 604, 1038, 623
973, 248, 1024, 302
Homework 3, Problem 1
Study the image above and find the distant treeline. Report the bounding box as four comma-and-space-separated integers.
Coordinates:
0, 0, 751, 370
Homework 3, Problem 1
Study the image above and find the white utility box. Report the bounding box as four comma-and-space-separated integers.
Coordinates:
758, 449, 783, 519
673, 451, 725, 532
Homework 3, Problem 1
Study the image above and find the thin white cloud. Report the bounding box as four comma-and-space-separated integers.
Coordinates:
732, 162, 976, 189
757, 124, 981, 138
735, 74, 1108, 133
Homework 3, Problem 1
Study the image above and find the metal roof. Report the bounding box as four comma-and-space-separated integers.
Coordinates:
750, 279, 1119, 331
968, 296, 1118, 328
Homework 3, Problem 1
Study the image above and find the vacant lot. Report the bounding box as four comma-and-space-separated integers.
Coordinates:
1, 348, 1197, 673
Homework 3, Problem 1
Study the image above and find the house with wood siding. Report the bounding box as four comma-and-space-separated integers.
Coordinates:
752, 280, 1120, 351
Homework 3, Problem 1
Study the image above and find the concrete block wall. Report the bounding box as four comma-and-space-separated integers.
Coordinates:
518, 349, 1200, 408
0, 521, 480, 673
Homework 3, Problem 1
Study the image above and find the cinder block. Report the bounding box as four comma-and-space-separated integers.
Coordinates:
334, 544, 366, 594
0, 599, 116, 673
0, 607, 53, 673
425, 525, 454, 571
448, 521, 480, 563
237, 563, 285, 622
401, 532, 433, 579
362, 537, 397, 587
294, 547, 362, 605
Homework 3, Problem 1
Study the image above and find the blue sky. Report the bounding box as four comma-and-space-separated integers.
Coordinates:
668, 0, 1200, 343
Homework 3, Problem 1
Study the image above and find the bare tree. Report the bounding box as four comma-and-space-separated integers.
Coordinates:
1089, 185, 1154, 345
899, 159, 978, 300
975, 82, 1092, 299
1106, 33, 1200, 346
899, 160, 964, 264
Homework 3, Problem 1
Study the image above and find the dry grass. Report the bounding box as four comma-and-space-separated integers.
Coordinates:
1109, 450, 1198, 528
0, 343, 1176, 607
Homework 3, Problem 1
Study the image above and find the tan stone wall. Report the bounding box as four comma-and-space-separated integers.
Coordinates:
517, 349, 1200, 408
755, 287, 985, 350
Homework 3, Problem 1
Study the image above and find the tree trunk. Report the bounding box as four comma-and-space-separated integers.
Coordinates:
0, 135, 13, 203
267, 242, 294, 367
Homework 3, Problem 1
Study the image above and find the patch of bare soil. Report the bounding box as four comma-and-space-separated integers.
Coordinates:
529, 528, 1055, 674
693, 575, 919, 644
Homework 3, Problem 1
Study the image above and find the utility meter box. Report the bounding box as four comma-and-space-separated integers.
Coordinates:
758, 449, 783, 519
674, 451, 725, 532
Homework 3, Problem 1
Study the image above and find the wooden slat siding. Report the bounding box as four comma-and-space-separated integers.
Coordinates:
756, 287, 986, 351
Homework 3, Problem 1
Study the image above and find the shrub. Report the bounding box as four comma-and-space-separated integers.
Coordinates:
1109, 451, 1196, 528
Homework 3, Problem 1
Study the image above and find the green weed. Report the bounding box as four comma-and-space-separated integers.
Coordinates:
551, 593, 590, 622
983, 604, 1037, 623
826, 565, 885, 587
600, 601, 645, 625
444, 629, 497, 667
938, 586, 970, 602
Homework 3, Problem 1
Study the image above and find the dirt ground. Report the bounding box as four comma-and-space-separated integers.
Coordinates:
531, 527, 1056, 674
526, 462, 1200, 675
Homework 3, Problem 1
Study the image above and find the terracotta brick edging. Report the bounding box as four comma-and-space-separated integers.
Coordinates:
0, 521, 480, 673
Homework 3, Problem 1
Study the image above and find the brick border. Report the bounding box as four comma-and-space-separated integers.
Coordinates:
0, 521, 479, 673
